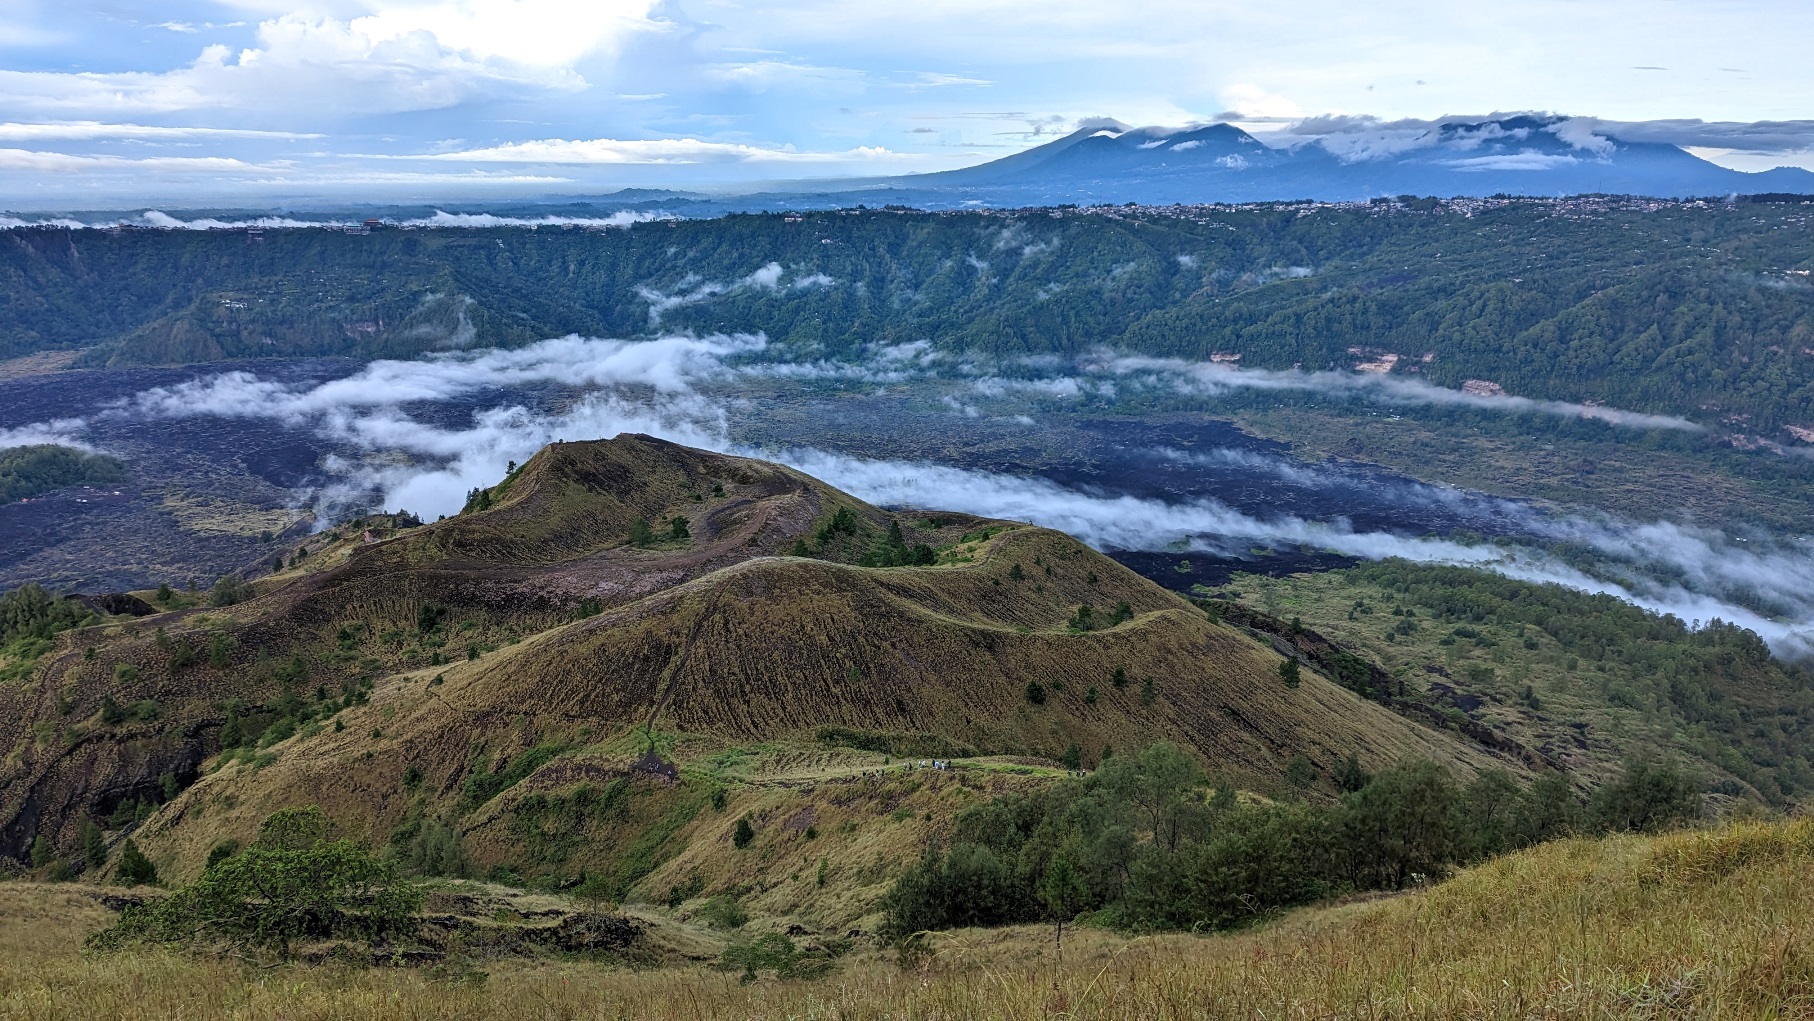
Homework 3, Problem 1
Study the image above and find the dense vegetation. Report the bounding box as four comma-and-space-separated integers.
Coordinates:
3, 197, 1812, 426
0, 584, 97, 683
1222, 560, 1814, 805
881, 741, 1700, 939
91, 807, 422, 960
0, 445, 127, 505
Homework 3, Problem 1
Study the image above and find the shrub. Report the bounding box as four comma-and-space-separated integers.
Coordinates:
1025, 681, 1047, 706
732, 817, 755, 849
114, 839, 159, 886
1590, 759, 1702, 834
205, 839, 240, 871
1279, 657, 1302, 688
209, 576, 250, 607
89, 807, 422, 959
696, 894, 748, 929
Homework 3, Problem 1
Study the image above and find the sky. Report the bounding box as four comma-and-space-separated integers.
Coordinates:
2, 0, 1813, 207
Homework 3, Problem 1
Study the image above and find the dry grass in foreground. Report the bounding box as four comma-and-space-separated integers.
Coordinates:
4, 818, 1813, 1020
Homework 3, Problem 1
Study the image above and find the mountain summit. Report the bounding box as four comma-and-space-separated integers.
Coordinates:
874, 114, 1814, 205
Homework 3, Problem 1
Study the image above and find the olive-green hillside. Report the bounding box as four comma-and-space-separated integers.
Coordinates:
1, 436, 1516, 882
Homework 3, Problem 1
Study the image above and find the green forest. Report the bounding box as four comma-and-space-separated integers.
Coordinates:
0, 445, 127, 505
3, 197, 1813, 427
881, 742, 1701, 938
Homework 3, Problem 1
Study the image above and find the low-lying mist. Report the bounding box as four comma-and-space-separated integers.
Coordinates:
6, 333, 1807, 655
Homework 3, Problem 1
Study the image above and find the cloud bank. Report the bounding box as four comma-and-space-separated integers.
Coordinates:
9, 334, 1806, 655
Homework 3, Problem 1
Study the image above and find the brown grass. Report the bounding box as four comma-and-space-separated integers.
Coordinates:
5, 818, 1813, 1019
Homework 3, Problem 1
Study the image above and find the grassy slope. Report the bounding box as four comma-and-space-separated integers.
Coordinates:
1219, 565, 1814, 803
3, 435, 1509, 889
5, 818, 1811, 1019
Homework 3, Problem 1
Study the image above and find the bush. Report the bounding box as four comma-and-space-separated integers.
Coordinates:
89, 807, 422, 959
1591, 759, 1702, 834
719, 932, 843, 982
696, 894, 748, 929
732, 817, 755, 849
881, 843, 1035, 940
1279, 657, 1301, 688
878, 742, 1680, 941
114, 839, 159, 886
205, 839, 240, 871
209, 576, 250, 607
1025, 681, 1047, 706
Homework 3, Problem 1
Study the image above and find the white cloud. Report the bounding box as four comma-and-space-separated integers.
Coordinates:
0, 148, 260, 173
1099, 355, 1702, 431
423, 136, 905, 164
0, 121, 321, 141
1218, 83, 1303, 120
1442, 152, 1581, 171
0, 12, 590, 118
0, 418, 94, 452
348, 0, 668, 68
402, 209, 663, 227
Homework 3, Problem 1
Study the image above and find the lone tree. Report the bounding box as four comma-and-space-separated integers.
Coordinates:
114, 839, 159, 886
1039, 854, 1089, 984
733, 817, 755, 849
627, 517, 654, 545
1279, 657, 1302, 688
669, 515, 691, 541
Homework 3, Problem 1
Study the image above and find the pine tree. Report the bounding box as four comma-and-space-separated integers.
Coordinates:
81, 821, 107, 873
1279, 657, 1302, 688
627, 517, 653, 545
115, 838, 160, 886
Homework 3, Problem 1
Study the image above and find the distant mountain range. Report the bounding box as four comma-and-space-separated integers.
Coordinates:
841, 115, 1814, 206
13, 115, 1812, 225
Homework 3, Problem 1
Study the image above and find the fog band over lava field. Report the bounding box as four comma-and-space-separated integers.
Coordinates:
3, 333, 1810, 655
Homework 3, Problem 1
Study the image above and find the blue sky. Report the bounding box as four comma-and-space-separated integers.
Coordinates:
3, 0, 1813, 207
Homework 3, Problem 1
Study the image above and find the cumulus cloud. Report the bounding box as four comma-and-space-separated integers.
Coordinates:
0, 10, 600, 119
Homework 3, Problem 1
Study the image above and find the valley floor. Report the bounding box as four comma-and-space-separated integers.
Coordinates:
4, 818, 1810, 1020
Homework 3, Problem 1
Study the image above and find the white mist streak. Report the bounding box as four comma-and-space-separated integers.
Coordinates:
1101, 355, 1704, 431
0, 418, 95, 452
772, 448, 1814, 657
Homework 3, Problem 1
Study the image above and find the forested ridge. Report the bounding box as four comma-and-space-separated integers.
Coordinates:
3, 197, 1813, 426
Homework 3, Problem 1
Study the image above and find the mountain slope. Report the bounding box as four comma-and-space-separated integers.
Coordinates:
0, 436, 1517, 882
885, 115, 1814, 203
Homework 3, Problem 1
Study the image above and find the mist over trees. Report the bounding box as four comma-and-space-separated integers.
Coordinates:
4, 199, 1814, 426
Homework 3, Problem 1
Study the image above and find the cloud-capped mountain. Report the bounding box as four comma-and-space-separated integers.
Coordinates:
865, 115, 1814, 205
